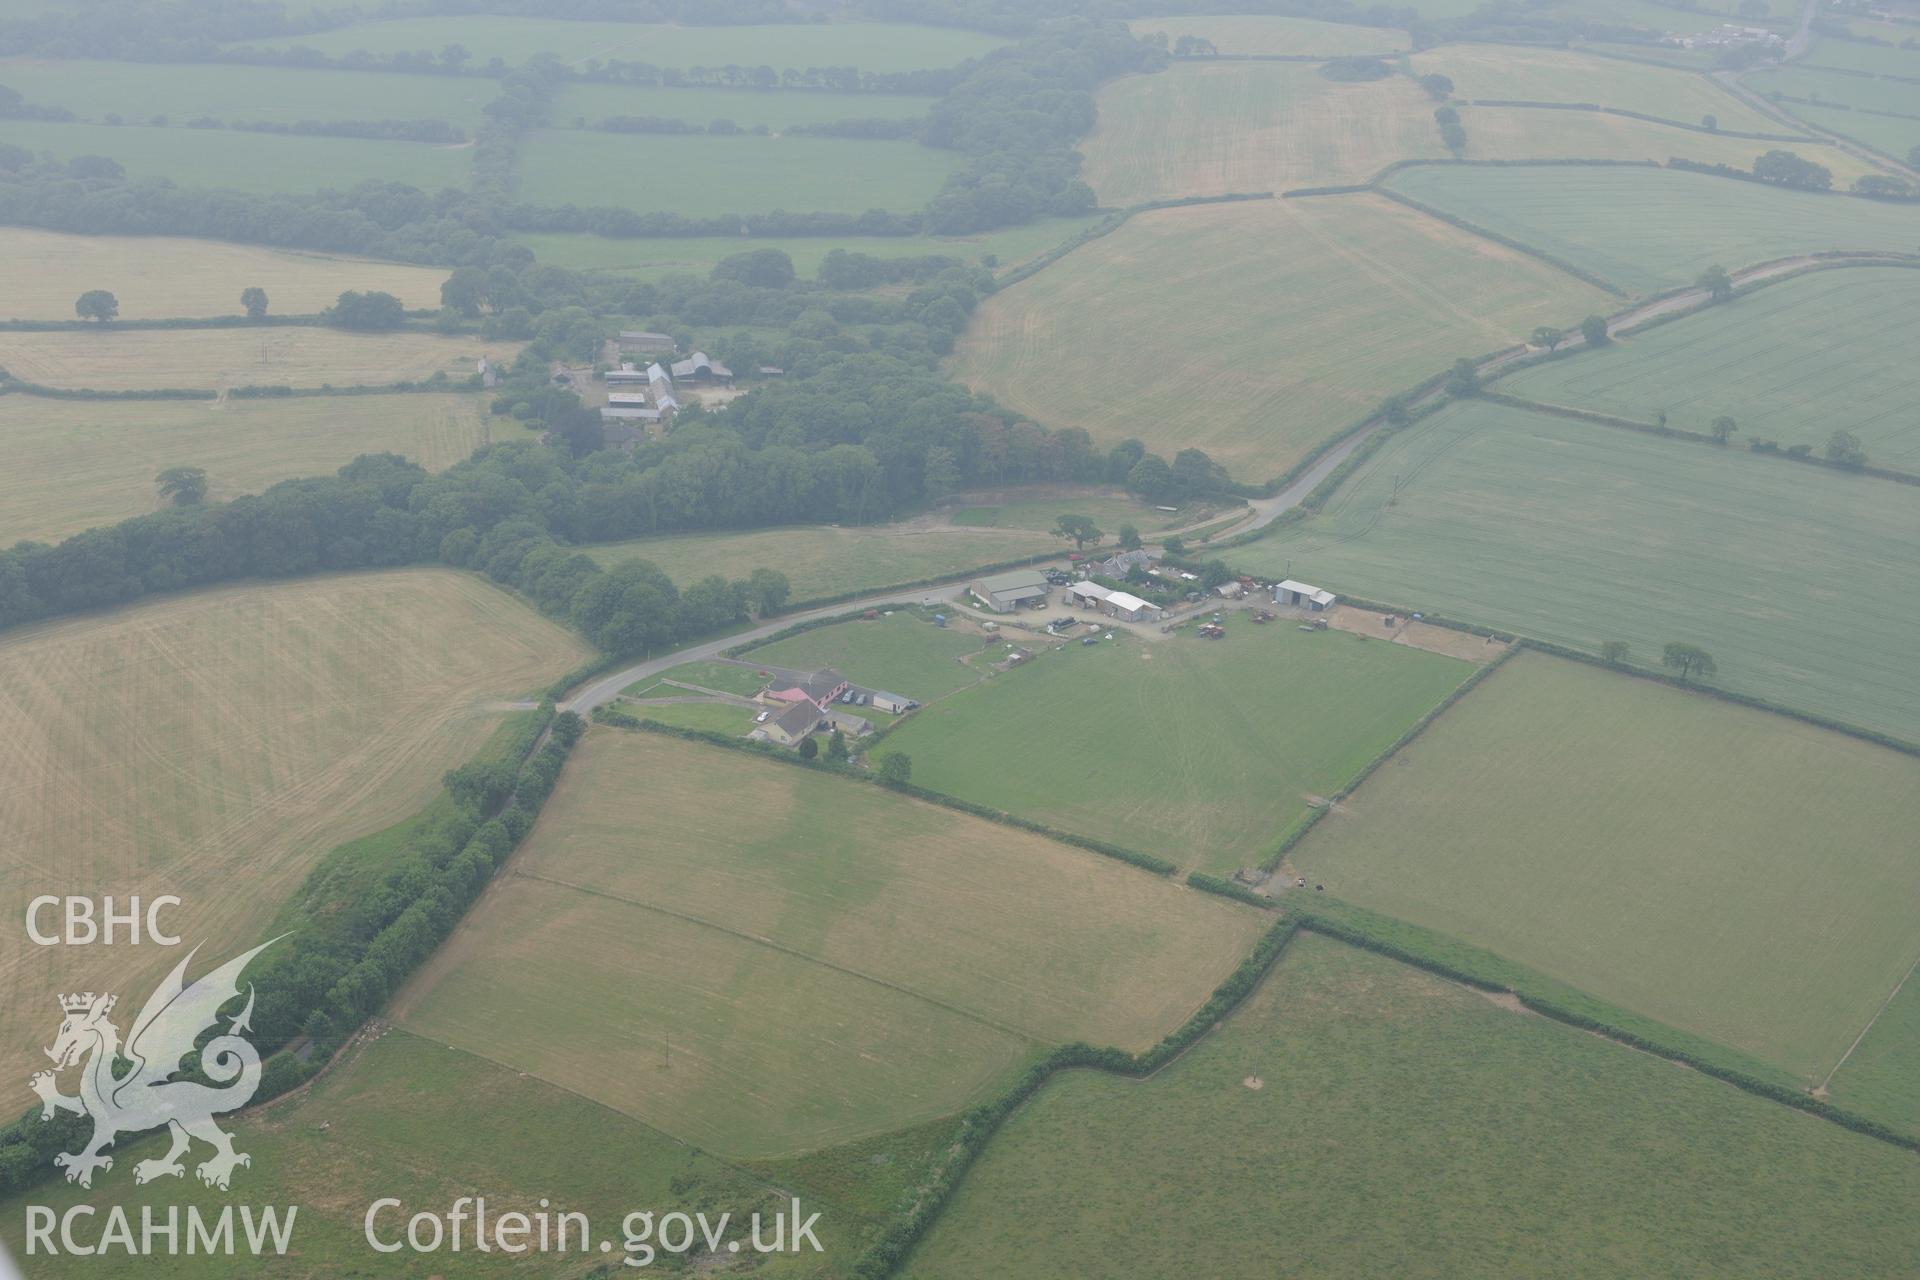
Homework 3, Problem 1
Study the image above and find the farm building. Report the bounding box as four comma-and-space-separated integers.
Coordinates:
619, 330, 676, 356
601, 423, 646, 449
606, 364, 650, 386
1092, 549, 1153, 578
1102, 590, 1159, 622
828, 709, 875, 736
761, 668, 850, 711
763, 700, 824, 748
970, 569, 1050, 613
869, 690, 915, 714
1274, 579, 1337, 611
601, 392, 660, 422
1069, 581, 1110, 608
1215, 581, 1246, 600
670, 351, 734, 384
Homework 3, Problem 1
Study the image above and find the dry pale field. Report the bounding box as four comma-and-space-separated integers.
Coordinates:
949, 194, 1610, 479
1079, 61, 1447, 204
0, 393, 505, 545
0, 228, 452, 320
1127, 14, 1409, 56
394, 730, 1267, 1156
0, 570, 591, 1083
1409, 44, 1779, 133
1462, 104, 1885, 182
0, 328, 518, 390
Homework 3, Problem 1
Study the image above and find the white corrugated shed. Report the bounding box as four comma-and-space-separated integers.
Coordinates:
1105, 590, 1150, 612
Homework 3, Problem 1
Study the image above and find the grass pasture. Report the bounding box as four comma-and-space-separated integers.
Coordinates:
514, 129, 959, 217
0, 228, 452, 320
1126, 14, 1409, 55
0, 1028, 845, 1278
228, 18, 1008, 71
1457, 105, 1880, 181
949, 195, 1610, 479
1080, 61, 1446, 203
0, 119, 474, 194
902, 934, 1920, 1280
1501, 266, 1920, 465
1290, 653, 1920, 1081
1742, 63, 1920, 159
0, 327, 514, 390
0, 58, 495, 127
1828, 966, 1920, 1134
1802, 32, 1920, 77
946, 486, 1205, 533
742, 610, 992, 700
0, 570, 592, 1085
1239, 398, 1920, 744
550, 82, 935, 129
1412, 43, 1779, 133
1763, 97, 1920, 161
880, 623, 1473, 873
393, 730, 1266, 1156
514, 215, 1104, 279
0, 393, 503, 546
1382, 164, 1920, 293
582, 523, 1055, 601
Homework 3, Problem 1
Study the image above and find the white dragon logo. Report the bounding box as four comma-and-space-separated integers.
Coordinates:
27, 938, 280, 1191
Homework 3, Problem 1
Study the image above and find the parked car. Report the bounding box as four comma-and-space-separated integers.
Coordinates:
754, 710, 771, 723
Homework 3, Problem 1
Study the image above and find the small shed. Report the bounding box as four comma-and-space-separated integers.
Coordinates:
869, 690, 915, 715
1103, 590, 1157, 622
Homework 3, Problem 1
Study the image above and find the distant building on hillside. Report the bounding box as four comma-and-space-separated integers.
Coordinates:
670, 351, 734, 384
969, 569, 1049, 613
618, 330, 677, 356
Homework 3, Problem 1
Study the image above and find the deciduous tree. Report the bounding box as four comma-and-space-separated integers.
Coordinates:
1054, 513, 1102, 550
1600, 640, 1630, 665
1710, 415, 1738, 444
240, 287, 268, 319
1696, 264, 1733, 303
155, 465, 207, 506
1580, 314, 1609, 347
1662, 642, 1716, 682
877, 752, 911, 785
74, 289, 117, 322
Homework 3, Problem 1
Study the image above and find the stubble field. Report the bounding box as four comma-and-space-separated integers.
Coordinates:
0, 327, 515, 389
0, 570, 593, 1085
1409, 43, 1780, 132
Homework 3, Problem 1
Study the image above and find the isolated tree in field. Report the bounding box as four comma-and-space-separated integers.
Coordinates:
154, 465, 208, 506
877, 752, 912, 786
1826, 428, 1869, 467
75, 289, 117, 322
1446, 357, 1479, 398
240, 287, 268, 320
1710, 415, 1738, 444
1702, 113, 1718, 132
1418, 72, 1454, 100
1662, 642, 1716, 683
441, 266, 488, 317
825, 728, 848, 762
1600, 640, 1630, 666
1580, 314, 1610, 347
1697, 264, 1733, 303
1384, 395, 1410, 427
745, 567, 790, 615
1118, 524, 1142, 551
798, 736, 819, 761
1054, 514, 1102, 551
1532, 325, 1565, 352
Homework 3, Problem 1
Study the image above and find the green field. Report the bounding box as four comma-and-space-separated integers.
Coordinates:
515, 215, 1102, 279
1801, 32, 1920, 77
1828, 965, 1920, 1133
1383, 164, 1920, 293
1127, 13, 1408, 55
742, 611, 993, 700
0, 1029, 844, 1277
945, 485, 1208, 533
230, 18, 1007, 70
901, 934, 1920, 1279
1238, 398, 1920, 744
622, 698, 759, 733
1501, 267, 1920, 465
627, 657, 770, 698
1081, 60, 1446, 203
1410, 43, 1779, 133
394, 730, 1267, 1156
880, 623, 1474, 873
1290, 653, 1920, 1080
0, 119, 473, 193
550, 82, 934, 129
1766, 97, 1920, 159
1458, 105, 1880, 180
951, 195, 1610, 480
0, 393, 509, 549
1745, 62, 1920, 157
582, 523, 1055, 601
514, 129, 959, 216
0, 58, 494, 126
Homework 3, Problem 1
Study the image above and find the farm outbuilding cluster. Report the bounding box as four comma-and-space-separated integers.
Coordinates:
970, 569, 1050, 613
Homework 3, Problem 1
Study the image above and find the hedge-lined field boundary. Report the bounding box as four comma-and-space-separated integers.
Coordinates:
995, 191, 1275, 291
1462, 98, 1815, 142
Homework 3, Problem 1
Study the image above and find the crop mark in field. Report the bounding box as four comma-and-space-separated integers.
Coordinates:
510, 870, 1050, 1044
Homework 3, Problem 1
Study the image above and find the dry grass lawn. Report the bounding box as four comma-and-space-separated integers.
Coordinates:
0, 328, 519, 390
1080, 61, 1446, 204
394, 730, 1267, 1156
949, 194, 1611, 479
0, 570, 591, 1084
0, 393, 507, 546
0, 228, 452, 320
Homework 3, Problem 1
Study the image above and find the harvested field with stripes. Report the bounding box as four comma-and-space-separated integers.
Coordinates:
0, 327, 515, 390
1410, 44, 1780, 133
